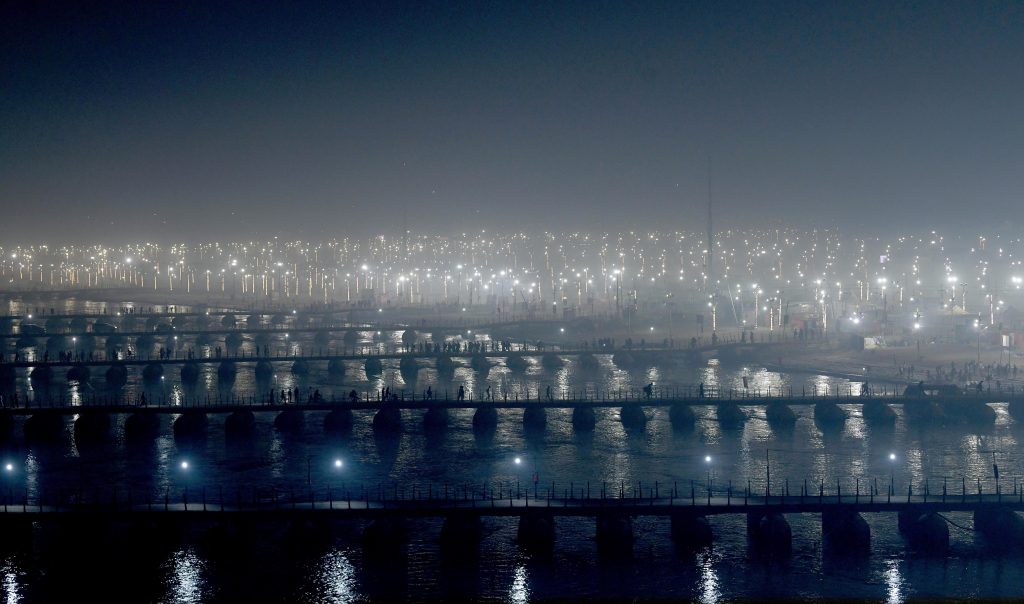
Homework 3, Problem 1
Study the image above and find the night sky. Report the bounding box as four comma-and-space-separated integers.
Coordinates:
2, 1, 1023, 242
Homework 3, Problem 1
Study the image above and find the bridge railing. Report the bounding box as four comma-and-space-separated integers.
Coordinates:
0, 381, 1015, 410
4, 473, 1023, 513
0, 332, 816, 365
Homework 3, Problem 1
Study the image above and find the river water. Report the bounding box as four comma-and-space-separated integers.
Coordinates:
1, 298, 1022, 602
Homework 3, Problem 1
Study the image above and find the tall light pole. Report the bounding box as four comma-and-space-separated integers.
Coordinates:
753, 285, 761, 329
888, 452, 897, 499
704, 455, 714, 502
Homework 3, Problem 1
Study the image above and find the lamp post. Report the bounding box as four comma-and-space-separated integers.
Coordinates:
514, 455, 523, 497
753, 285, 760, 329
888, 452, 897, 499
705, 455, 713, 502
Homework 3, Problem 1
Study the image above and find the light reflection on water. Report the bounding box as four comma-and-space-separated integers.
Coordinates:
507, 564, 529, 604
1, 560, 21, 604
161, 548, 207, 604
884, 558, 905, 604
696, 549, 721, 604
303, 550, 360, 604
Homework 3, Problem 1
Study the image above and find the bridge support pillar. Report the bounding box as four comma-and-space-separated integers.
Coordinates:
217, 361, 237, 382
472, 407, 497, 434
141, 363, 163, 383
202, 517, 255, 558
73, 413, 112, 444
105, 364, 128, 387
225, 410, 256, 439
173, 410, 208, 443
66, 364, 90, 383
517, 511, 556, 551
254, 360, 274, 382
423, 407, 449, 431
284, 517, 333, 549
898, 510, 949, 553
862, 400, 896, 425
440, 515, 483, 554
974, 507, 1024, 551
24, 413, 65, 442
0, 412, 14, 444
0, 517, 33, 552
124, 412, 160, 442
274, 409, 304, 432
324, 409, 354, 435
822, 509, 870, 556
180, 362, 200, 384
523, 406, 546, 433
327, 358, 346, 378
747, 512, 791, 556
814, 402, 847, 431
362, 518, 407, 557
136, 517, 182, 547
716, 402, 745, 429
572, 406, 596, 431
620, 405, 647, 430
669, 404, 695, 431
671, 513, 712, 550
596, 513, 633, 556
765, 402, 797, 430
0, 366, 15, 388
372, 407, 402, 433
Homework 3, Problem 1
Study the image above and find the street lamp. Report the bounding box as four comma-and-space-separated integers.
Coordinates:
888, 452, 897, 499
704, 455, 713, 502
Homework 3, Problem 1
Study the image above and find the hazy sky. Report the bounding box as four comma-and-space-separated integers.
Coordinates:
2, 1, 1023, 242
